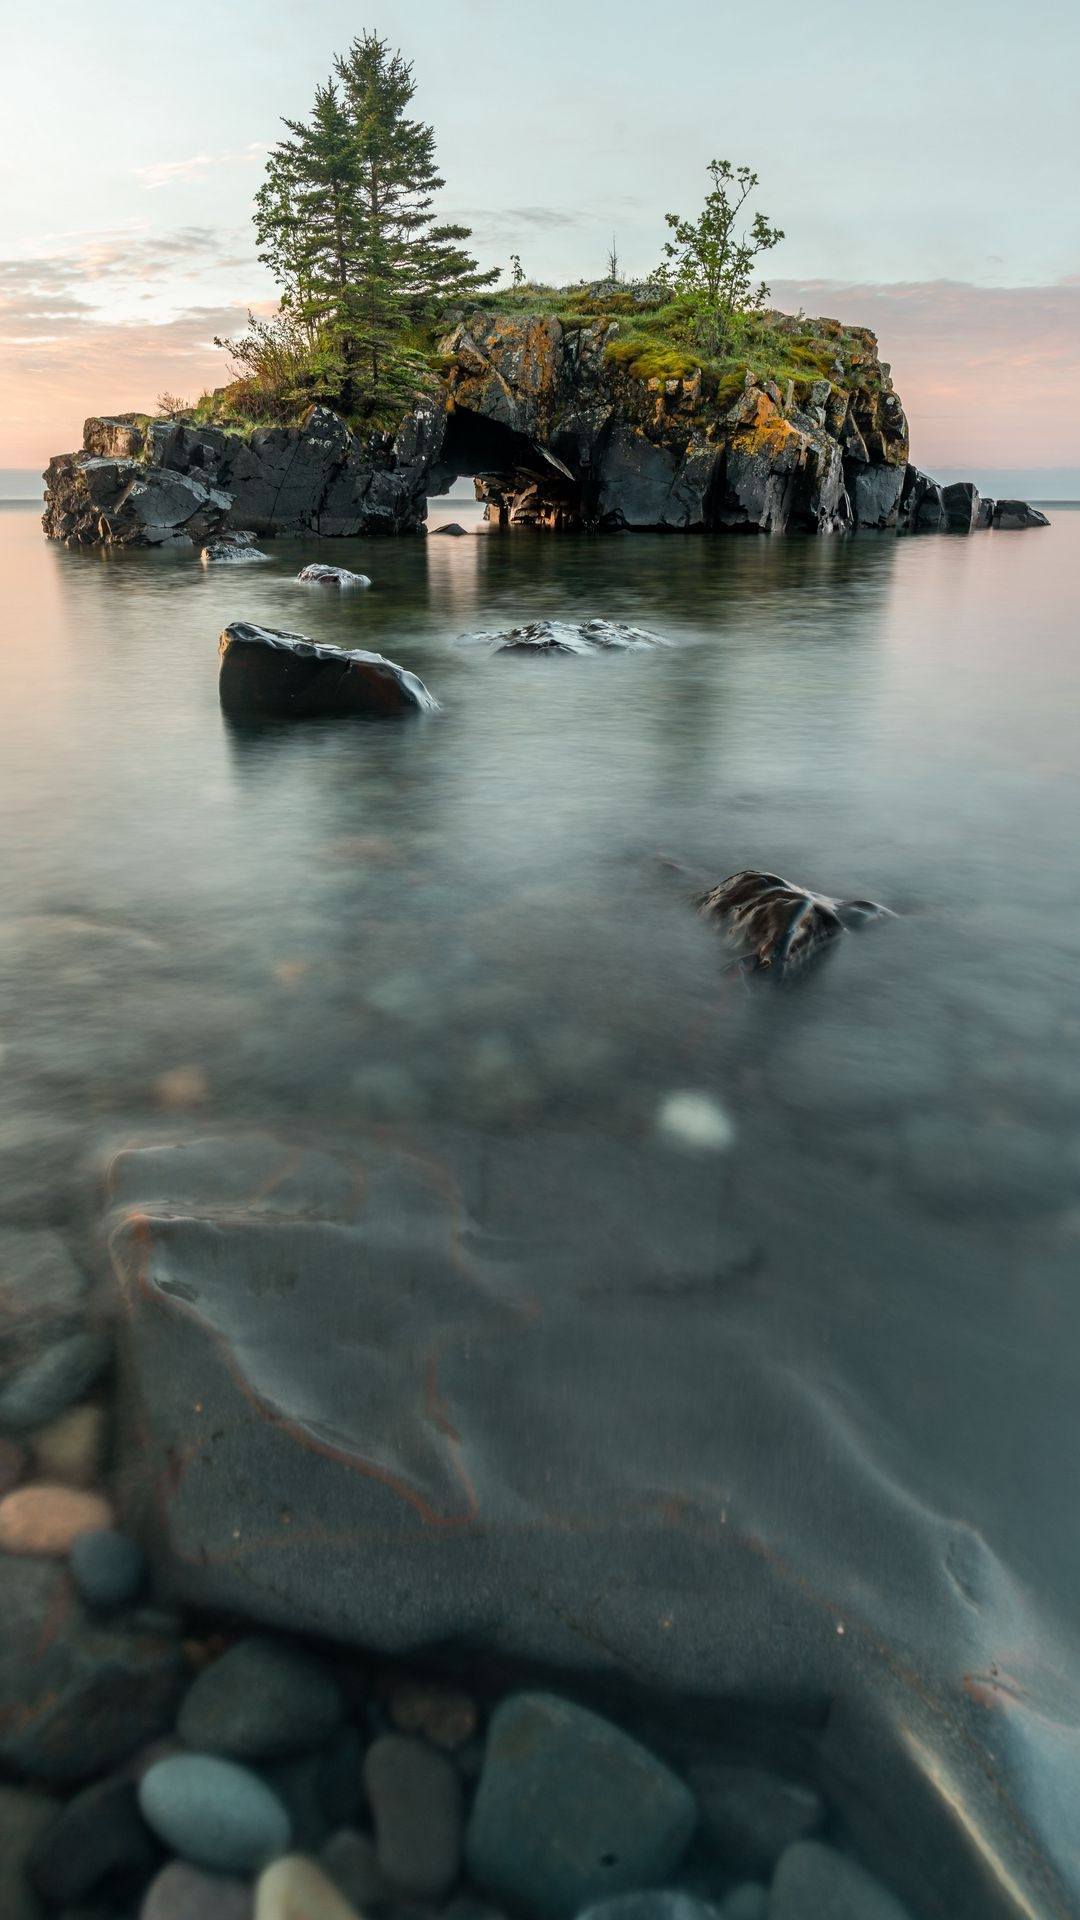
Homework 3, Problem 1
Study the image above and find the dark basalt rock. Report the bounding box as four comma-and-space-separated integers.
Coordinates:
941, 480, 982, 533
218, 622, 437, 720
43, 401, 439, 547
465, 618, 665, 655
697, 870, 891, 981
993, 498, 1050, 529
43, 328, 1046, 545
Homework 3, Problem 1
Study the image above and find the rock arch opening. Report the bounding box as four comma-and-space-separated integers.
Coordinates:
427, 405, 582, 530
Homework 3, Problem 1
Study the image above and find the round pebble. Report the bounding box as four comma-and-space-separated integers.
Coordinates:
70, 1528, 146, 1609
0, 1330, 109, 1434
138, 1754, 291, 1874
388, 1678, 477, 1750
178, 1635, 345, 1760
364, 1732, 463, 1898
141, 1859, 254, 1920
656, 1091, 736, 1152
0, 1483, 113, 1556
256, 1854, 362, 1920
31, 1401, 106, 1487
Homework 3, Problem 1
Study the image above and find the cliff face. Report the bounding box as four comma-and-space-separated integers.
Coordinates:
41, 404, 441, 547
41, 310, 1046, 545
431, 310, 908, 533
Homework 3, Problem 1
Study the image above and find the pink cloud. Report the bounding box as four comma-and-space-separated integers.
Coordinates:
772, 278, 1080, 469
0, 307, 251, 467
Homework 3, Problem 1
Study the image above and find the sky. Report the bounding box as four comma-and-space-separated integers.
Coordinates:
2, 0, 1078, 481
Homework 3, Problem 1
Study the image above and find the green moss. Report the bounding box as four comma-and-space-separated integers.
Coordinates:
604, 334, 700, 381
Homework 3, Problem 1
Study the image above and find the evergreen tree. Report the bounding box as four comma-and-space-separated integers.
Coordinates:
254, 32, 495, 419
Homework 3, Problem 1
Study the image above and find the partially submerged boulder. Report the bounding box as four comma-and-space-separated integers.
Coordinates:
464, 618, 665, 655
296, 563, 372, 587
218, 623, 436, 720
697, 869, 891, 981
993, 499, 1050, 530
201, 537, 270, 565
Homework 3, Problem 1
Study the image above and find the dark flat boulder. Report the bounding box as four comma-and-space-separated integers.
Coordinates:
218, 623, 436, 720
102, 1128, 1080, 1919
697, 870, 891, 981
992, 499, 1050, 529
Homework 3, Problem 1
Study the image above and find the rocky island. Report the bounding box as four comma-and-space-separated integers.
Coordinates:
41, 301, 1048, 548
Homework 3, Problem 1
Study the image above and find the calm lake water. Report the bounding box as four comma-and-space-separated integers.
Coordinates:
2, 493, 1079, 1907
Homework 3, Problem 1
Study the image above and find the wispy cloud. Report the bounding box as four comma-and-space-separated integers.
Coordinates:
134, 142, 269, 191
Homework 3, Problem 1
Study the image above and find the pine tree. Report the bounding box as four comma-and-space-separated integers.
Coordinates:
254, 32, 495, 420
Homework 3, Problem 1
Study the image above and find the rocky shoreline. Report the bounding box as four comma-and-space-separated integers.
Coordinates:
40, 312, 1048, 547
1, 1222, 918, 1920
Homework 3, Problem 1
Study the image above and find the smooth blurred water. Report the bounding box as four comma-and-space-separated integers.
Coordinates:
2, 500, 1079, 1676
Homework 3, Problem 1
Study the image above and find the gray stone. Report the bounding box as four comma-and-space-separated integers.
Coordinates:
140, 1860, 253, 1920
687, 1765, 823, 1876
27, 1772, 159, 1908
260, 1725, 363, 1849
852, 464, 904, 528
0, 1230, 105, 1434
296, 564, 371, 586
70, 1529, 146, 1610
0, 1329, 109, 1432
363, 1731, 463, 1899
201, 541, 270, 565
578, 1897, 721, 1920
941, 480, 981, 532
465, 619, 663, 656
218, 624, 437, 721
697, 869, 891, 983
992, 499, 1050, 529
719, 1889, 767, 1920
768, 1841, 911, 1919
178, 1636, 345, 1760
0, 1556, 184, 1781
101, 1131, 1079, 1920
138, 1755, 291, 1874
465, 1694, 697, 1919
320, 1828, 391, 1911
0, 1784, 59, 1920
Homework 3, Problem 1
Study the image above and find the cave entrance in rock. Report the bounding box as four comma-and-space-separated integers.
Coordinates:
428, 406, 580, 529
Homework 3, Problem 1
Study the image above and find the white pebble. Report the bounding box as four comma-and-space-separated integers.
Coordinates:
656, 1091, 736, 1152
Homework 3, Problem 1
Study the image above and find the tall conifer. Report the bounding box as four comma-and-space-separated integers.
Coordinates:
254, 32, 494, 419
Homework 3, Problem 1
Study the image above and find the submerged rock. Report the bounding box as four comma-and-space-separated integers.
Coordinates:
697, 869, 891, 981
202, 539, 270, 565
465, 1693, 696, 1919
218, 623, 437, 720
465, 618, 665, 655
177, 1635, 345, 1759
138, 1755, 291, 1874
0, 1555, 183, 1779
296, 563, 372, 586
769, 1840, 911, 1919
